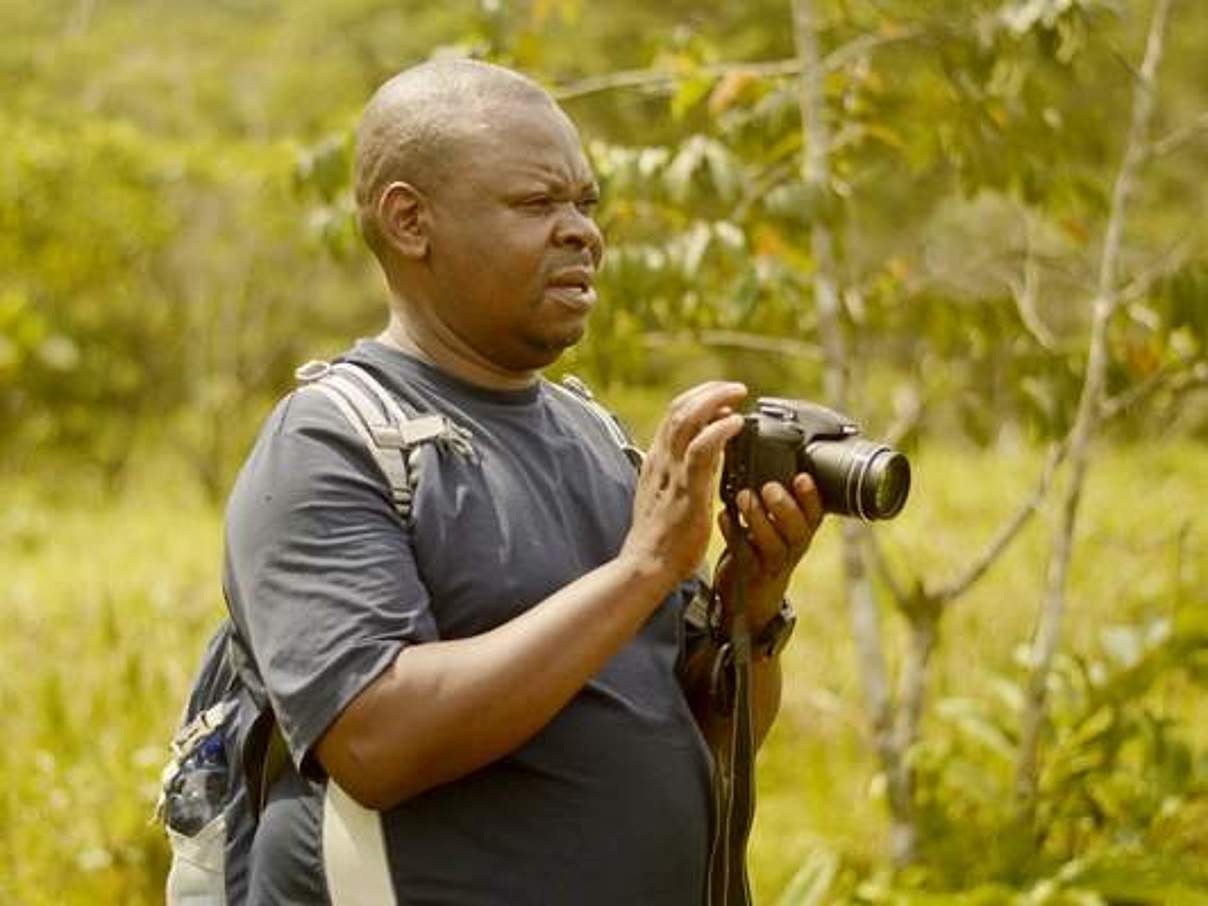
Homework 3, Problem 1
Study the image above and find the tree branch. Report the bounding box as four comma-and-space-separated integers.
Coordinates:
931, 440, 1067, 605
892, 597, 940, 817
1004, 208, 1059, 351
640, 329, 821, 360
821, 26, 924, 75
1014, 0, 1173, 813
552, 28, 922, 102
794, 0, 916, 869
795, 2, 844, 407
553, 59, 798, 103
865, 529, 910, 610
1116, 238, 1194, 306
1099, 356, 1208, 422
883, 384, 923, 449
62, 0, 98, 37
1148, 109, 1208, 158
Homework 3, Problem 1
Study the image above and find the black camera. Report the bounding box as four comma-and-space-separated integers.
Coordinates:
720, 398, 910, 521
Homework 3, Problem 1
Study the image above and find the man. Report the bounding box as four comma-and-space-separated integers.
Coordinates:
223, 59, 823, 905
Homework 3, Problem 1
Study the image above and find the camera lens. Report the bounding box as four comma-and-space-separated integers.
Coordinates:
807, 439, 911, 521
864, 448, 910, 520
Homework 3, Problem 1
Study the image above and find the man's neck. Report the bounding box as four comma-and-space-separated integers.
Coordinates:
377, 310, 540, 392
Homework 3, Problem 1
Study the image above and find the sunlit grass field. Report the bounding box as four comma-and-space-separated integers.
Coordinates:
1, 440, 1204, 905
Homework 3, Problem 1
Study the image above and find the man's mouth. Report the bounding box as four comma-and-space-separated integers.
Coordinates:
546, 268, 597, 310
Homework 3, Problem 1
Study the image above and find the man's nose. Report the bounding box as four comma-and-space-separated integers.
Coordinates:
553, 205, 604, 264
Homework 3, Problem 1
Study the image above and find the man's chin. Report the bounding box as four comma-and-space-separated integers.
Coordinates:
522, 325, 585, 366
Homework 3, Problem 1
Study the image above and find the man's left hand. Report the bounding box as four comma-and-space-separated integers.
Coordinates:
714, 473, 824, 636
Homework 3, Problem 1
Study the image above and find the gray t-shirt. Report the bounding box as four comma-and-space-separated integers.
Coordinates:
223, 341, 712, 905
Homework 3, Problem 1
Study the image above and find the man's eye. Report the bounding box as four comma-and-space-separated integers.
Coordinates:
576, 197, 600, 214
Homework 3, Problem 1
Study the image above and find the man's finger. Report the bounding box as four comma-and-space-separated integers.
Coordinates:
792, 473, 824, 531
684, 412, 744, 478
738, 488, 788, 574
665, 382, 747, 457
717, 510, 757, 569
760, 481, 810, 549
718, 509, 738, 547
669, 380, 746, 412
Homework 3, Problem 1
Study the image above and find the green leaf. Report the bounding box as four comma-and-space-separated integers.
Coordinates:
935, 697, 1017, 760
670, 75, 715, 122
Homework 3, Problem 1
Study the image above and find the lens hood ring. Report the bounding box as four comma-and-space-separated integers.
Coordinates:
853, 443, 889, 522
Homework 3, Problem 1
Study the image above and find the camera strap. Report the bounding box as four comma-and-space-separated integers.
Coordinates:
706, 501, 757, 906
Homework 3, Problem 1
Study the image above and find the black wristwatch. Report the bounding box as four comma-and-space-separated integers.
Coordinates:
753, 599, 797, 661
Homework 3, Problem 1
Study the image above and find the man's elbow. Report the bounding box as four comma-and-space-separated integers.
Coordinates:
316, 728, 426, 811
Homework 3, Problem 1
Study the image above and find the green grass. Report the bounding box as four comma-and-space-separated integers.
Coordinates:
752, 439, 1208, 901
1, 441, 1204, 905
1, 467, 225, 906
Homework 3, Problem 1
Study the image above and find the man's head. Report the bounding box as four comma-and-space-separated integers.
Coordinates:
355, 60, 604, 375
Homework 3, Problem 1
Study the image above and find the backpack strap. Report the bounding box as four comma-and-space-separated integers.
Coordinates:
550, 374, 645, 470
294, 359, 475, 521
226, 358, 478, 818
171, 700, 238, 760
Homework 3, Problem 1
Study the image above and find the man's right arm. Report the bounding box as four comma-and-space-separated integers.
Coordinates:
314, 381, 748, 810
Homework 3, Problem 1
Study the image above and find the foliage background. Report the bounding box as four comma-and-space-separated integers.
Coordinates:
1, 0, 1205, 903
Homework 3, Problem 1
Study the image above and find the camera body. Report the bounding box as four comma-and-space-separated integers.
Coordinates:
720, 398, 910, 521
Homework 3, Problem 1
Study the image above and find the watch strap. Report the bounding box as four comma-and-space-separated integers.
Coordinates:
752, 599, 796, 661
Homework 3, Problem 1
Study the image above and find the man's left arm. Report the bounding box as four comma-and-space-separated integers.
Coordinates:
681, 473, 824, 749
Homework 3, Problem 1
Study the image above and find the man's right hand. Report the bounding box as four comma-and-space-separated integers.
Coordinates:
619, 381, 748, 587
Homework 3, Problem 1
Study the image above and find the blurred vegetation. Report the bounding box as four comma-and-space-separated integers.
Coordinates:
2, 445, 1203, 905
2, 0, 1205, 903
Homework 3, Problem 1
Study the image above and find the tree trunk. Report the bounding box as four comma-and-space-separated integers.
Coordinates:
1014, 0, 1174, 812
792, 0, 916, 867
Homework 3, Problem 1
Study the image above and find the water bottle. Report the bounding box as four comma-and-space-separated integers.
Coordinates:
165, 733, 229, 836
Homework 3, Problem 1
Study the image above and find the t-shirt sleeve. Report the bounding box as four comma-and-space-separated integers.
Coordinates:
222, 388, 439, 773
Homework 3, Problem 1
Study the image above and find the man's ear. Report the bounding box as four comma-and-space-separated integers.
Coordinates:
376, 181, 429, 259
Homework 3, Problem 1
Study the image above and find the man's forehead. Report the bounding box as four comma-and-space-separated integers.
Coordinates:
459, 101, 595, 185
466, 99, 574, 145
501, 156, 597, 188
